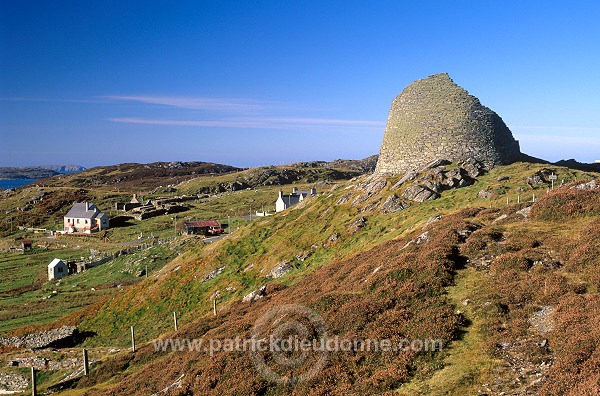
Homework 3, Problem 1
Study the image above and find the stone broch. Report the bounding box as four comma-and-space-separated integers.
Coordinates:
375, 73, 521, 175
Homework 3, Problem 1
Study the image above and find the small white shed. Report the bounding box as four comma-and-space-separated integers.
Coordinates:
48, 258, 68, 280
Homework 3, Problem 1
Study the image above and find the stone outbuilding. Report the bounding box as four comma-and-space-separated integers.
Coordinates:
48, 258, 68, 280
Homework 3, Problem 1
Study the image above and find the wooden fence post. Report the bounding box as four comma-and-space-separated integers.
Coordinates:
173, 311, 178, 331
31, 367, 36, 396
131, 326, 136, 352
213, 299, 217, 316
83, 348, 89, 375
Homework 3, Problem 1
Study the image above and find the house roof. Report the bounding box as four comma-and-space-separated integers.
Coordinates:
185, 220, 221, 228
280, 194, 301, 206
65, 203, 101, 219
48, 258, 65, 268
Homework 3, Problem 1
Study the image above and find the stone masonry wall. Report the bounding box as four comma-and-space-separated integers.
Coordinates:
375, 73, 521, 175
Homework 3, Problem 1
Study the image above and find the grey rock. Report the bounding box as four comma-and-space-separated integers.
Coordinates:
402, 185, 440, 202
242, 286, 266, 302
460, 158, 486, 178
571, 180, 598, 190
266, 261, 292, 279
478, 189, 494, 199
202, 266, 225, 282
351, 217, 366, 232
295, 251, 312, 262
336, 192, 352, 204
415, 231, 429, 244
419, 158, 451, 172
381, 194, 408, 213
517, 206, 531, 218
526, 171, 546, 185
422, 215, 442, 229
493, 214, 509, 222
393, 170, 418, 188
497, 175, 510, 181
422, 180, 442, 193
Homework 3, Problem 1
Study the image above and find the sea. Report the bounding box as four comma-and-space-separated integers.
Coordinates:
0, 179, 38, 189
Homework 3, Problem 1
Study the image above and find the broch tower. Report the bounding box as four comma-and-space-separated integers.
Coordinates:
375, 73, 521, 175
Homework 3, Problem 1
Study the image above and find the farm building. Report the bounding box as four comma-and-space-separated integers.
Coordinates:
184, 220, 223, 236
21, 240, 32, 251
63, 202, 109, 233
48, 258, 68, 280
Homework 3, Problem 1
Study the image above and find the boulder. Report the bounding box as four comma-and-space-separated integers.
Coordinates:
351, 217, 367, 232
381, 194, 408, 213
393, 170, 419, 188
460, 158, 486, 178
478, 190, 494, 199
265, 261, 292, 279
402, 185, 440, 202
242, 286, 266, 302
443, 168, 473, 188
571, 180, 598, 190
202, 266, 225, 282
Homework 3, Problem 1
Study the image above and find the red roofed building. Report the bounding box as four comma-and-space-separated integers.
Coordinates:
184, 220, 222, 236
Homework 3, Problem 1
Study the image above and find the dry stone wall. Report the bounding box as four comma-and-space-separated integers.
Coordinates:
375, 73, 521, 175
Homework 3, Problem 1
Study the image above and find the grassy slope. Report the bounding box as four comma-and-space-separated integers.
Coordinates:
3, 162, 600, 395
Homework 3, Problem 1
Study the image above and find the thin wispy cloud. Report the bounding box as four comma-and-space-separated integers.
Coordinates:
0, 96, 102, 104
110, 117, 385, 130
102, 95, 273, 112
509, 125, 600, 131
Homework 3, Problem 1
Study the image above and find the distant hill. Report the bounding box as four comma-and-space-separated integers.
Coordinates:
288, 155, 379, 173
37, 161, 244, 190
36, 164, 86, 173
0, 167, 60, 180
0, 164, 86, 180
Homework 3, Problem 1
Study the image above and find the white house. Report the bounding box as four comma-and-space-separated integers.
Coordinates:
48, 258, 68, 280
64, 202, 109, 233
276, 187, 317, 212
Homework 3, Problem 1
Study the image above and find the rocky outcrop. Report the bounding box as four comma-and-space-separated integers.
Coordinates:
381, 194, 408, 213
375, 73, 521, 175
395, 161, 476, 203
402, 185, 440, 202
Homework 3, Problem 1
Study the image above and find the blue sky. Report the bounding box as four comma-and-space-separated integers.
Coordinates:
1, 1, 599, 168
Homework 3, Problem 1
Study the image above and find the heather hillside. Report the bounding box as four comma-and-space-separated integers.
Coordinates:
1, 162, 599, 395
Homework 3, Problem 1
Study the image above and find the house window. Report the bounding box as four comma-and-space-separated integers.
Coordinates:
58, 267, 63, 273
77, 219, 80, 224
85, 219, 88, 224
